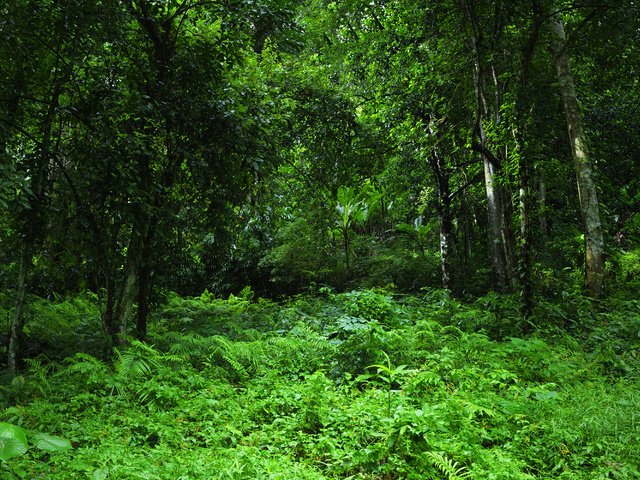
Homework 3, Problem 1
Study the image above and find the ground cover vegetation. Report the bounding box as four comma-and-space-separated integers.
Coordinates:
1, 0, 639, 477
1, 290, 639, 478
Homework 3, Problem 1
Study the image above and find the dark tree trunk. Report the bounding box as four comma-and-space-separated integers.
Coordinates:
7, 44, 66, 369
458, 185, 474, 283
136, 260, 151, 341
429, 154, 456, 291
8, 246, 30, 372
438, 204, 455, 292
97, 272, 117, 350
113, 229, 144, 345
135, 223, 157, 341
535, 171, 549, 241
515, 130, 533, 318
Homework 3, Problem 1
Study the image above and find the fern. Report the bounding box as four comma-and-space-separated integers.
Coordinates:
219, 338, 266, 378
60, 353, 110, 391
63, 353, 108, 374
267, 323, 333, 353
24, 358, 56, 396
164, 331, 202, 360
163, 332, 263, 379
204, 330, 332, 379
424, 452, 471, 480
115, 340, 162, 379
264, 325, 334, 374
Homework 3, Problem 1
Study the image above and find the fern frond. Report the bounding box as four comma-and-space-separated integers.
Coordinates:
440, 325, 464, 338
168, 339, 199, 359
115, 351, 154, 378
65, 352, 106, 367
198, 335, 260, 379
24, 358, 55, 395
424, 451, 471, 480
220, 353, 249, 379
60, 353, 108, 379
130, 339, 163, 357
268, 334, 333, 353
115, 341, 161, 379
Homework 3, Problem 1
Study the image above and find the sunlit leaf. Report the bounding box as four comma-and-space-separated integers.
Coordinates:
32, 432, 73, 453
0, 422, 29, 461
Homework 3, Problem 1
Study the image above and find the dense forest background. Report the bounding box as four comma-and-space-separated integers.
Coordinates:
1, 0, 639, 478
2, 0, 639, 358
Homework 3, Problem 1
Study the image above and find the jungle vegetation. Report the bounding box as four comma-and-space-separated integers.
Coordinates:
1, 0, 639, 478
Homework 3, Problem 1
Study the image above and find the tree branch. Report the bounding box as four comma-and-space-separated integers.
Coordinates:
449, 171, 483, 200
471, 139, 501, 169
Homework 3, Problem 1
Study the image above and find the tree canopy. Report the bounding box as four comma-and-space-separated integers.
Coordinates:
1, 0, 639, 358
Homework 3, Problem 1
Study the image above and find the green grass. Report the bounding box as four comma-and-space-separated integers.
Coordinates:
1, 289, 639, 479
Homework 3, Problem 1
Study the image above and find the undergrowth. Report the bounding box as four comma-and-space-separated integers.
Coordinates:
1, 289, 639, 479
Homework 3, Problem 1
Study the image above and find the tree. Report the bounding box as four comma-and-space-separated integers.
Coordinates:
0, 0, 301, 366
548, 8, 605, 297
330, 184, 382, 278
0, 0, 96, 370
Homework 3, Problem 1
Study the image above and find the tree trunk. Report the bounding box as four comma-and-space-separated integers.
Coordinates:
473, 58, 509, 292
500, 187, 518, 289
7, 245, 30, 372
519, 168, 533, 316
536, 172, 549, 240
96, 271, 117, 355
458, 183, 474, 282
100, 276, 118, 347
438, 204, 455, 291
135, 223, 157, 341
113, 226, 144, 345
429, 154, 455, 291
7, 43, 66, 369
515, 130, 533, 318
483, 156, 508, 291
344, 232, 351, 278
464, 1, 511, 292
136, 260, 151, 341
549, 13, 605, 297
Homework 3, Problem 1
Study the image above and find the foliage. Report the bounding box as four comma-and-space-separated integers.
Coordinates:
259, 215, 336, 292
423, 452, 471, 480
0, 422, 28, 461
0, 421, 71, 462
614, 246, 640, 293
1, 290, 639, 478
1, 0, 640, 475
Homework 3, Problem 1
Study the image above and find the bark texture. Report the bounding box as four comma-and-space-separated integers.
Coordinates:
483, 154, 508, 291
549, 13, 605, 297
113, 229, 144, 345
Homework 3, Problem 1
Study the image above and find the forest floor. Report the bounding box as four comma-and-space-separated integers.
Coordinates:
1, 289, 639, 479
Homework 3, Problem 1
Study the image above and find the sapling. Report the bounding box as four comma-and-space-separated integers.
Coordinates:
366, 350, 416, 417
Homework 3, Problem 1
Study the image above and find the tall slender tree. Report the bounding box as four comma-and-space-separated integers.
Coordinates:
548, 10, 605, 297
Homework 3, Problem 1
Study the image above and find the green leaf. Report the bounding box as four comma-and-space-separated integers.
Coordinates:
534, 390, 559, 401
93, 468, 108, 480
31, 432, 72, 453
0, 422, 29, 461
